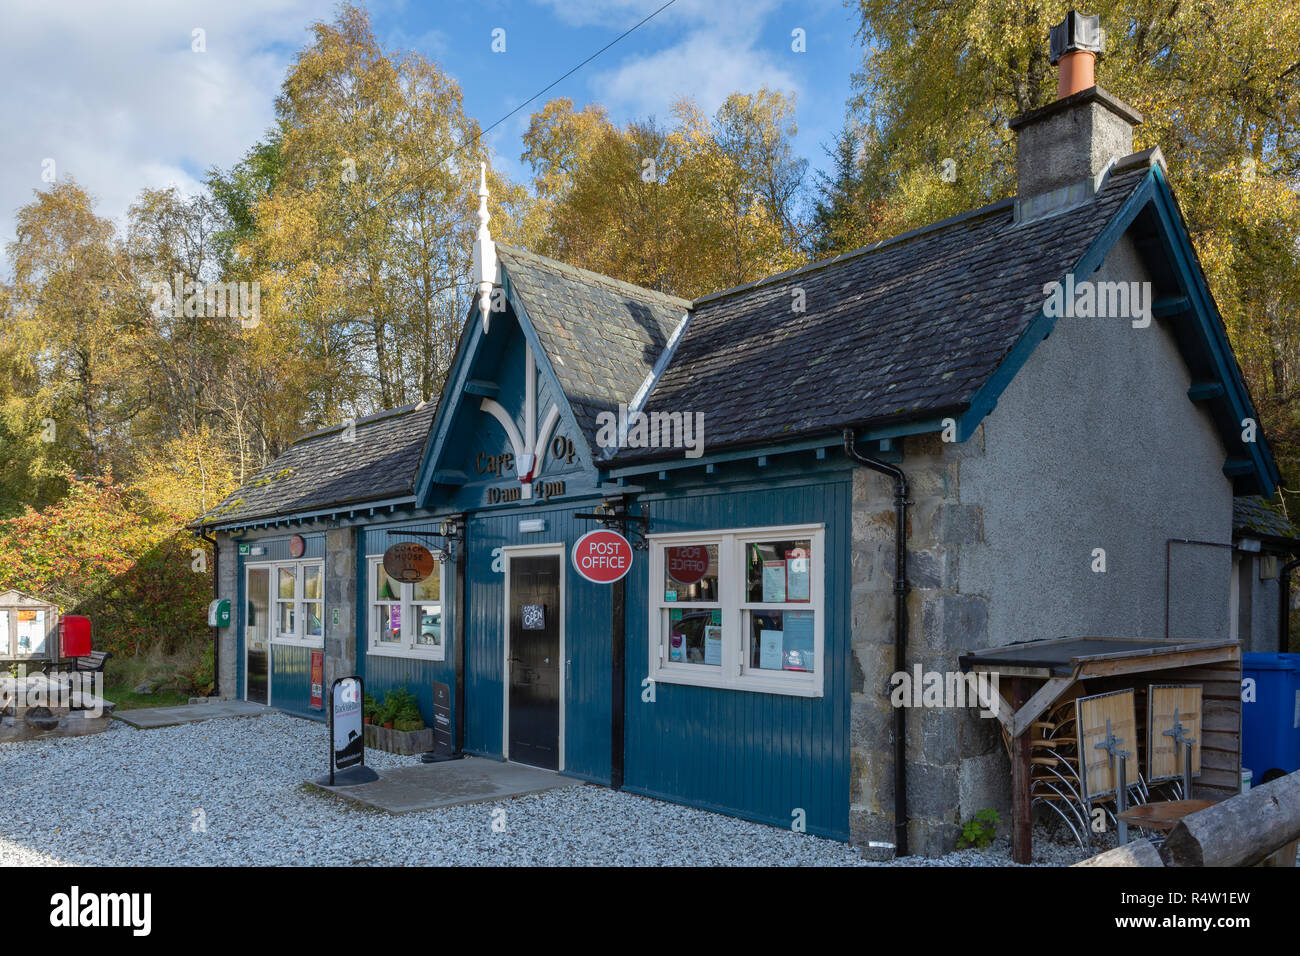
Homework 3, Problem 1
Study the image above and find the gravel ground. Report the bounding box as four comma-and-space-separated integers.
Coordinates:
0, 713, 1093, 866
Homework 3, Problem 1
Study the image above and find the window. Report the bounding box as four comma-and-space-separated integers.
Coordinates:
367, 556, 445, 660
649, 525, 825, 697
264, 561, 325, 647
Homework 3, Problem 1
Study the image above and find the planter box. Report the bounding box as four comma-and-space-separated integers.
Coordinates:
364, 723, 432, 755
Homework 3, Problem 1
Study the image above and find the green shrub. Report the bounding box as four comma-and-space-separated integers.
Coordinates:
956, 809, 1000, 850
378, 686, 423, 729
190, 642, 215, 696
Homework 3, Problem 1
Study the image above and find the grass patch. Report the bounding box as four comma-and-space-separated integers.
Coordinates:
101, 682, 191, 710
100, 642, 205, 709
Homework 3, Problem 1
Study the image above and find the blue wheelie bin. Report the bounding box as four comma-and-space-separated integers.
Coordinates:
1241, 653, 1300, 785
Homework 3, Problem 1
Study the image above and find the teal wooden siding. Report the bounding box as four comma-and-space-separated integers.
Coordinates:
270, 642, 319, 720
622, 475, 853, 840
463, 499, 613, 782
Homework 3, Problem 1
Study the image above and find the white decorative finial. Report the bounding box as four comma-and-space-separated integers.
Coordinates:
472, 161, 497, 334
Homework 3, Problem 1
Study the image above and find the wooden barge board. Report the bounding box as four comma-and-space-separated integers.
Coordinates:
960, 637, 1239, 679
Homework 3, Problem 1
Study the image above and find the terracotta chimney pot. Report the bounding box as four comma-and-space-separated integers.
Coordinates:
1049, 11, 1105, 99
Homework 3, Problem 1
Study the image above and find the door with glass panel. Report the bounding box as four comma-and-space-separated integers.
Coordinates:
245, 567, 270, 704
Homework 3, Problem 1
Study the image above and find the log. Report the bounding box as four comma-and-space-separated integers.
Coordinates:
1073, 839, 1164, 867
1163, 770, 1300, 867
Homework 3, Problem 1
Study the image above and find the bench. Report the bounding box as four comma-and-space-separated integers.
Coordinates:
43, 650, 112, 675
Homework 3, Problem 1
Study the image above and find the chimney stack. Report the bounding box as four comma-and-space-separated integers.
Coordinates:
1010, 11, 1143, 221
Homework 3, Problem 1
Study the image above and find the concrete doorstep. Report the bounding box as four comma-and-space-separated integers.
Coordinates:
311, 755, 581, 813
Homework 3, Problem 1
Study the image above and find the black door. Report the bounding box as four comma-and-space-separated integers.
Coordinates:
508, 555, 561, 770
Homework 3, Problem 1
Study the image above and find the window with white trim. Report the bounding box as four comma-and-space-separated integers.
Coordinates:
367, 556, 445, 660
268, 560, 325, 647
649, 524, 825, 697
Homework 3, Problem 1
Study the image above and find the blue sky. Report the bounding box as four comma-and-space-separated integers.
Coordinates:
0, 0, 864, 246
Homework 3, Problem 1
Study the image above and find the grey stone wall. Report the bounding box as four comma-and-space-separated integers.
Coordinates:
215, 534, 238, 699
325, 526, 357, 688
849, 430, 1003, 858
849, 233, 1236, 857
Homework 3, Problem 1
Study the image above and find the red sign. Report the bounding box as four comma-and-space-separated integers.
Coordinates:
665, 546, 709, 585
572, 529, 633, 584
289, 534, 306, 558
310, 650, 324, 710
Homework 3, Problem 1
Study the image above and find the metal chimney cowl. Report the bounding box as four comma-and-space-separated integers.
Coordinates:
1049, 10, 1105, 65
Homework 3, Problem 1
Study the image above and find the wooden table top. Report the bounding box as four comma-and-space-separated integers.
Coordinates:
1118, 799, 1216, 831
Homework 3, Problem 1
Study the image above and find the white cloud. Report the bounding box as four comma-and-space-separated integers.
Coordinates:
530, 0, 801, 120
0, 0, 340, 249
589, 31, 801, 120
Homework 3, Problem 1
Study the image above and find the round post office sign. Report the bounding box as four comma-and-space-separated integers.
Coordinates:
383, 542, 436, 583
665, 545, 710, 585
572, 529, 633, 584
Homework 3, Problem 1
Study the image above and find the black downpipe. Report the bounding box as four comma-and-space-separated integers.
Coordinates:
195, 525, 219, 697
1281, 556, 1300, 654
843, 428, 910, 858
455, 520, 467, 754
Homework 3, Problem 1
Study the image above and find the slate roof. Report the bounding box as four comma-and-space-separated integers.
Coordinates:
195, 401, 437, 529
1233, 496, 1299, 542
496, 244, 689, 442
614, 160, 1152, 461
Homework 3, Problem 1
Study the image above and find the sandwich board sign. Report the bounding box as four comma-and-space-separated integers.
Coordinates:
317, 675, 378, 786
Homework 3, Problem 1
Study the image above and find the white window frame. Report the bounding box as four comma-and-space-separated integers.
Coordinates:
265, 559, 325, 649
366, 555, 446, 661
648, 523, 825, 698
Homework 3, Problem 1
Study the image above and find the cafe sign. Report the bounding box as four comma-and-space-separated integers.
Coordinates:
383, 542, 436, 584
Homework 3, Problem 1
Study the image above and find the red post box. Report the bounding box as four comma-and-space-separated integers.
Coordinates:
59, 615, 92, 658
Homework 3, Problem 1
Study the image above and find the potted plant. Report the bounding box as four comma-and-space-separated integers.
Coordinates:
379, 692, 400, 729
362, 693, 377, 725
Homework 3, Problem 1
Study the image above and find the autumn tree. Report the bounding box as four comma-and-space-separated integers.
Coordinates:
522, 89, 808, 298
830, 0, 1300, 492
5, 180, 144, 482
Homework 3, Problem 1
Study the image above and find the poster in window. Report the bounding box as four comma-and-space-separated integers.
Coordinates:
704, 625, 722, 665
16, 609, 45, 656
759, 628, 783, 670
782, 612, 814, 672
669, 629, 685, 662
522, 604, 545, 630
762, 561, 787, 603
787, 548, 811, 602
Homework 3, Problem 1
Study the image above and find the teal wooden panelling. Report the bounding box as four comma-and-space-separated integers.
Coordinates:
270, 642, 321, 721
622, 475, 853, 841
464, 498, 613, 782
